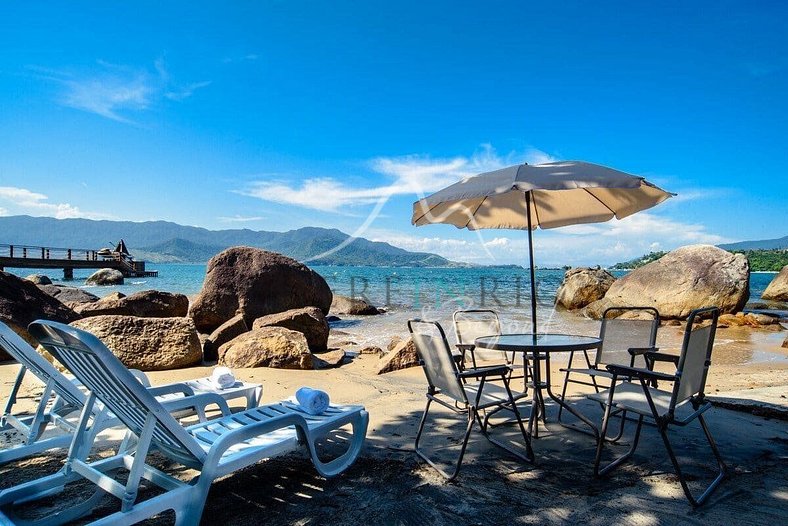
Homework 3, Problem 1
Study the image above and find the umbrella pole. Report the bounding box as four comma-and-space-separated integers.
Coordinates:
526, 192, 537, 334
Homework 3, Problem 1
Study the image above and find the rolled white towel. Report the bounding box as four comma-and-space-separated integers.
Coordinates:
210, 366, 236, 390
295, 387, 330, 415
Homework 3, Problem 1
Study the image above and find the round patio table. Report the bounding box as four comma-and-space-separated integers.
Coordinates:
474, 333, 601, 438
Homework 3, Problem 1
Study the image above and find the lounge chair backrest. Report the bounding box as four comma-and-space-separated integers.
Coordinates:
671, 307, 718, 410
0, 321, 85, 409
598, 307, 659, 368
453, 310, 501, 346
28, 320, 207, 467
408, 320, 466, 403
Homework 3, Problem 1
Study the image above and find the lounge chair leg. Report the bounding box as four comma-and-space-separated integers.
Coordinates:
658, 415, 727, 507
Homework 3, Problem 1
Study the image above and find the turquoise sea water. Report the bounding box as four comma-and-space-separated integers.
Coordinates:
8, 263, 777, 307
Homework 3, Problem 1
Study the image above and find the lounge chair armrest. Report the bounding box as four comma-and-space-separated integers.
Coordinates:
160, 392, 231, 418
147, 382, 196, 398
627, 346, 658, 356
458, 365, 510, 379
606, 364, 675, 382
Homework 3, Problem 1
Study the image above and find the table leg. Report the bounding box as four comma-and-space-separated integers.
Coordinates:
542, 352, 599, 439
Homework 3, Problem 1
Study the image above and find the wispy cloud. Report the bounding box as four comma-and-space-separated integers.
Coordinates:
218, 214, 265, 223
39, 59, 210, 123
0, 186, 112, 220
241, 145, 557, 212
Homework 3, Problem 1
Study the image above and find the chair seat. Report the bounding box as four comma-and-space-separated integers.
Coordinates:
588, 382, 685, 418
187, 402, 364, 465
463, 382, 528, 410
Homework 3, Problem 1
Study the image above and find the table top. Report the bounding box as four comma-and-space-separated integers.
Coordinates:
474, 333, 601, 352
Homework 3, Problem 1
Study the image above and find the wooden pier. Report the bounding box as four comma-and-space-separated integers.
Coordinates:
0, 243, 158, 280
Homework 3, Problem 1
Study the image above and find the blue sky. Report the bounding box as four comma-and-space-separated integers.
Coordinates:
1, 1, 786, 266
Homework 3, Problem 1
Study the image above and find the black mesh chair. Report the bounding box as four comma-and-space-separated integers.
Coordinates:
409, 319, 533, 481
590, 307, 726, 506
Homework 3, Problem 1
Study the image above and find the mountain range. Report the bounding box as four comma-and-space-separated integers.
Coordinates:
0, 215, 465, 267
718, 236, 788, 251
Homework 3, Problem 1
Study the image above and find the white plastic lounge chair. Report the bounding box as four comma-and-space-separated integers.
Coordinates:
558, 306, 660, 434
0, 321, 204, 465
409, 319, 533, 481
589, 307, 727, 506
0, 320, 368, 525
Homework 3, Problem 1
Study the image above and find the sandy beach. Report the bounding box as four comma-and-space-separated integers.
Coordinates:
1, 310, 786, 525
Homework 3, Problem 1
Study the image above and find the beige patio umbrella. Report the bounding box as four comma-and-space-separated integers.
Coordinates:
411, 160, 674, 333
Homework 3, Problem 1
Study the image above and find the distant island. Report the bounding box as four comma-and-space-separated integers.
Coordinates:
0, 215, 473, 268
611, 237, 788, 272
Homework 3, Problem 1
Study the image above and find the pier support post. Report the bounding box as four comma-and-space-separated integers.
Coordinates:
63, 267, 73, 280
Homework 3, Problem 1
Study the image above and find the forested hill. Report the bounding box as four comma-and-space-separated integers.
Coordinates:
0, 215, 466, 267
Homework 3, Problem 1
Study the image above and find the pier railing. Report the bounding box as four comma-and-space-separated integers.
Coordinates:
0, 243, 100, 261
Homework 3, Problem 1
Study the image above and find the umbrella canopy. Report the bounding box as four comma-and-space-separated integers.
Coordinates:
411, 160, 674, 333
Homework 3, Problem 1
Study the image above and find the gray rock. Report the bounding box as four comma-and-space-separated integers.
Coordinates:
204, 314, 249, 361
376, 338, 419, 374
251, 307, 329, 351
38, 284, 100, 305
25, 274, 52, 285
330, 295, 380, 315
70, 315, 202, 371
85, 268, 124, 286
555, 267, 616, 310
313, 349, 346, 369
762, 265, 788, 301
601, 245, 749, 319
218, 326, 313, 369
189, 247, 332, 333
76, 290, 188, 318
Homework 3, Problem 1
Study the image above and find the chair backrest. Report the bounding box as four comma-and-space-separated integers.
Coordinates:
670, 307, 719, 411
408, 320, 466, 403
0, 321, 86, 409
452, 310, 501, 345
28, 320, 207, 467
598, 307, 660, 368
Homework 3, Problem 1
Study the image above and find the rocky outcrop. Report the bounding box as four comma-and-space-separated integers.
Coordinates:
251, 307, 329, 351
218, 326, 313, 369
75, 290, 188, 318
376, 337, 419, 374
25, 274, 52, 285
189, 247, 332, 333
599, 245, 749, 319
0, 271, 80, 360
762, 266, 788, 301
70, 315, 202, 371
85, 268, 124, 286
717, 312, 781, 329
203, 314, 249, 362
38, 284, 100, 306
330, 295, 380, 315
555, 267, 616, 310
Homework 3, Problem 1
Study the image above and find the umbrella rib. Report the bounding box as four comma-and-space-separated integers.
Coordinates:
583, 188, 618, 217
529, 190, 540, 230
464, 196, 488, 228
411, 202, 436, 225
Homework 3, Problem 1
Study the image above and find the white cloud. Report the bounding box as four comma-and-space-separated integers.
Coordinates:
45, 59, 210, 123
0, 186, 111, 220
242, 145, 558, 212
217, 214, 265, 223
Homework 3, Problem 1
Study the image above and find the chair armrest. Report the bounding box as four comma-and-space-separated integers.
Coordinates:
159, 392, 232, 418
627, 346, 658, 356
458, 365, 510, 379
647, 352, 679, 364
606, 364, 676, 382
455, 343, 475, 352
147, 383, 196, 398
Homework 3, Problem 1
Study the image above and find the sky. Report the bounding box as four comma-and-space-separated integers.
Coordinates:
0, 1, 786, 266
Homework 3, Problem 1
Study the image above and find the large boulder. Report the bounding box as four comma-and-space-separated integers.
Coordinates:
601, 245, 749, 319
76, 290, 188, 318
555, 267, 616, 310
330, 295, 380, 315
70, 315, 201, 371
189, 247, 332, 334
251, 307, 329, 351
38, 284, 100, 306
85, 268, 124, 286
25, 274, 52, 285
376, 338, 419, 374
762, 266, 788, 301
218, 326, 313, 369
0, 271, 80, 361
203, 314, 249, 361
